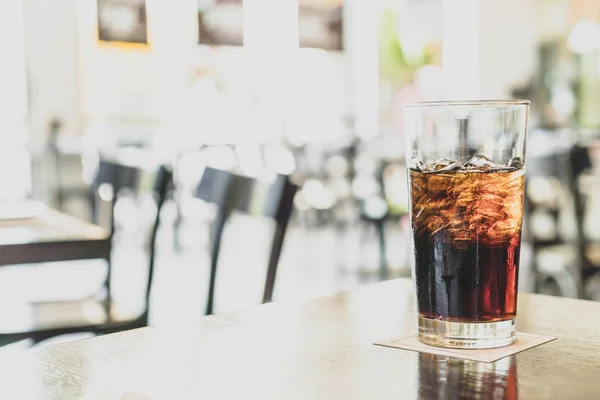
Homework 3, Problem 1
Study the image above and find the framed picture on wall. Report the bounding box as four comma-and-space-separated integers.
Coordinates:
198, 0, 244, 46
299, 0, 343, 51
97, 0, 148, 45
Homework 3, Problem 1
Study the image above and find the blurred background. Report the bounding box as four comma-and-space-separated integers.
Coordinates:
0, 0, 599, 348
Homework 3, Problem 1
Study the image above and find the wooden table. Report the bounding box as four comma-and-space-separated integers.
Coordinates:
0, 209, 110, 266
0, 279, 599, 399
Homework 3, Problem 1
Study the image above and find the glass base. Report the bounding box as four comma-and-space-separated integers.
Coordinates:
417, 316, 516, 349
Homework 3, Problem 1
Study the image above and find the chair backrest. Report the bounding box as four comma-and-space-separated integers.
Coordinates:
196, 167, 297, 220
92, 159, 168, 223
92, 159, 172, 317
195, 167, 298, 314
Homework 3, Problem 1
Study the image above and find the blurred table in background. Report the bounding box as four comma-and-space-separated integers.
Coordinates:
0, 204, 110, 267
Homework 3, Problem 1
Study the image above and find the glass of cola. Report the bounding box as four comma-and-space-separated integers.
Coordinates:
404, 100, 529, 348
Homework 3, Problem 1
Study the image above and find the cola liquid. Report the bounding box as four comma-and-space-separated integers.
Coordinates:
410, 157, 524, 322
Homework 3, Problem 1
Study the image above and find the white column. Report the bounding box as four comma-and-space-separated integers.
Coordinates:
245, 0, 298, 101
150, 0, 197, 121
477, 0, 536, 98
0, 0, 28, 125
441, 0, 480, 100
245, 0, 298, 142
0, 0, 33, 199
23, 0, 82, 139
346, 0, 379, 139
442, 0, 537, 99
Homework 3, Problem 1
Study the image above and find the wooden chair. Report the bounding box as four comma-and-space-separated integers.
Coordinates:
195, 167, 298, 315
525, 142, 591, 298
89, 159, 173, 320
0, 160, 172, 344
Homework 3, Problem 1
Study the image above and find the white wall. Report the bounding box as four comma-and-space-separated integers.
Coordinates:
346, 0, 379, 139
442, 0, 537, 99
78, 0, 160, 121
478, 0, 537, 98
19, 0, 541, 145
0, 1, 31, 199
77, 0, 200, 149
0, 1, 28, 126
22, 0, 199, 145
22, 0, 83, 142
441, 0, 480, 99
19, 0, 365, 150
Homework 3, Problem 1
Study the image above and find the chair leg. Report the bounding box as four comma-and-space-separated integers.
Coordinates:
56, 188, 65, 211
173, 199, 183, 252
376, 219, 388, 281
263, 221, 288, 303
103, 195, 118, 312
144, 199, 163, 321
104, 256, 112, 316
206, 210, 227, 315
89, 189, 98, 224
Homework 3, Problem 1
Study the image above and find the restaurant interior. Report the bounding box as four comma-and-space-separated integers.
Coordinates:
0, 0, 599, 358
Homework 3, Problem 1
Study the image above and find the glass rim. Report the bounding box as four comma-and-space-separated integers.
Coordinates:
404, 99, 530, 108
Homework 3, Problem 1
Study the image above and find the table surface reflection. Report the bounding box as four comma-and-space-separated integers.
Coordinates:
0, 279, 598, 399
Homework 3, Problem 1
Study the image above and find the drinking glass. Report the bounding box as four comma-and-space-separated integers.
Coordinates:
404, 100, 529, 348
